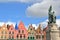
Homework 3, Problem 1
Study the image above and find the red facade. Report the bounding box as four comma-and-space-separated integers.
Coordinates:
17, 21, 28, 39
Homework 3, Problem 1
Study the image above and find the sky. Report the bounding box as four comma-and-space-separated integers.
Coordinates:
0, 0, 60, 28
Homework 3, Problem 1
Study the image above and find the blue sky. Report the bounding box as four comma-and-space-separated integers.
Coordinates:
0, 2, 47, 26
0, 0, 60, 27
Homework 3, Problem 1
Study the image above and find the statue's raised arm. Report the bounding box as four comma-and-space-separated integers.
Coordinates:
49, 5, 52, 12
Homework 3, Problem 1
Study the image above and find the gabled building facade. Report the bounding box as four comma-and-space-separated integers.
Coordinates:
35, 24, 43, 40
0, 24, 9, 40
8, 24, 15, 40
28, 24, 35, 40
17, 21, 28, 40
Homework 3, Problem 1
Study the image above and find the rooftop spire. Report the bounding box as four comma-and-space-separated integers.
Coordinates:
15, 23, 18, 30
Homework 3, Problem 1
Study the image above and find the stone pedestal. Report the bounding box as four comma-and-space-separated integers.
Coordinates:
46, 23, 60, 40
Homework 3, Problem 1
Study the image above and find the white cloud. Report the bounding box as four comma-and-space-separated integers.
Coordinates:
32, 24, 37, 29
26, 0, 60, 17
40, 19, 60, 28
0, 22, 5, 26
0, 21, 16, 28
6, 21, 16, 27
0, 0, 41, 3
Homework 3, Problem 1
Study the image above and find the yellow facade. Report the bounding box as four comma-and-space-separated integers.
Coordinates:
0, 24, 9, 39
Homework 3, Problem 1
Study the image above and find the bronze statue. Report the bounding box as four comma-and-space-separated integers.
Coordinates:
48, 5, 56, 24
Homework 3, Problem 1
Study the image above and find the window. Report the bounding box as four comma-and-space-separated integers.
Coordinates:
31, 28, 32, 30
28, 37, 29, 39
30, 37, 32, 39
20, 34, 22, 38
24, 35, 25, 38
19, 30, 20, 33
42, 35, 44, 38
33, 37, 34, 39
39, 31, 40, 33
39, 36, 41, 39
22, 30, 24, 33
17, 35, 18, 38
9, 32, 11, 34
36, 35, 38, 39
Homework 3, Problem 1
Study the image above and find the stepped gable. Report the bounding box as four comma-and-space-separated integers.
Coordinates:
35, 24, 42, 34
1, 23, 8, 30
9, 24, 14, 30
18, 21, 27, 30
7, 24, 10, 30
28, 24, 35, 33
18, 21, 28, 39
8, 24, 15, 31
